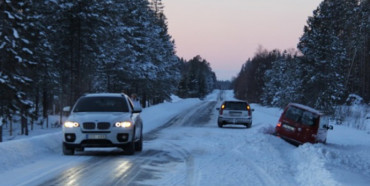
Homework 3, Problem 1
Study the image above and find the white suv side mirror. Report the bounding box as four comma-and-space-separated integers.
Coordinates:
63, 106, 71, 112
133, 107, 142, 113
323, 124, 334, 130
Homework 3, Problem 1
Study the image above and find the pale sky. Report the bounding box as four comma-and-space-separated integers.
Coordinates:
163, 0, 323, 80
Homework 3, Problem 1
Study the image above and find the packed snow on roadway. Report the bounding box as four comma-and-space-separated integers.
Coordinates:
0, 90, 369, 186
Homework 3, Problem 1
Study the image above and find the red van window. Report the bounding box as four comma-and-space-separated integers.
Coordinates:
301, 111, 318, 126
284, 106, 318, 126
284, 106, 302, 122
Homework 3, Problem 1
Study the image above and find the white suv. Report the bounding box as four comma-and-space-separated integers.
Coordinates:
62, 93, 143, 155
217, 100, 253, 128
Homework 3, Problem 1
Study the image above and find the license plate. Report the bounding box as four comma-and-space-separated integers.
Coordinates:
86, 134, 106, 139
230, 111, 241, 116
283, 124, 295, 131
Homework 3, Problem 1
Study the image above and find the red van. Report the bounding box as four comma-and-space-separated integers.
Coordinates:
275, 103, 333, 145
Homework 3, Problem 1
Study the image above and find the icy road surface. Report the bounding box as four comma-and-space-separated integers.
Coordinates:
0, 90, 369, 186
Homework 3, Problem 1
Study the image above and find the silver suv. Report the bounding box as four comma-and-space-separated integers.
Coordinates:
62, 93, 143, 155
217, 100, 253, 128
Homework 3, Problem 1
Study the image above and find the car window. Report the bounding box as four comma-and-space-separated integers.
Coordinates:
320, 116, 329, 127
73, 97, 129, 112
285, 106, 318, 126
127, 98, 135, 110
284, 106, 303, 122
301, 111, 317, 126
224, 102, 247, 110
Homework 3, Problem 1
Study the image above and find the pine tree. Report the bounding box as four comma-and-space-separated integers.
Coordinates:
352, 0, 370, 102
177, 56, 217, 98
1, 0, 184, 124
0, 0, 35, 121
261, 50, 303, 107
233, 48, 279, 102
298, 0, 355, 112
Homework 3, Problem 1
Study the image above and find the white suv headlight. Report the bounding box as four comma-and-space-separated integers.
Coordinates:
64, 121, 80, 128
115, 121, 132, 128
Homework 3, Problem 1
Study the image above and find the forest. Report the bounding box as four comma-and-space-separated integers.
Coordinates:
233, 0, 370, 113
177, 56, 217, 99
0, 0, 217, 137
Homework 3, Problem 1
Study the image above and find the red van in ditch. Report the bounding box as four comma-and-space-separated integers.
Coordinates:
275, 103, 333, 145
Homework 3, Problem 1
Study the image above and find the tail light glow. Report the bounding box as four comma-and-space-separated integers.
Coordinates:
276, 122, 282, 127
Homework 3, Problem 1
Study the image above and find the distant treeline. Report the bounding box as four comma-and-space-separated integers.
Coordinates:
233, 0, 370, 113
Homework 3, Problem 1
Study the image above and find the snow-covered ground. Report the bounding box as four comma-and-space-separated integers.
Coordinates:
0, 90, 369, 186
1, 115, 62, 142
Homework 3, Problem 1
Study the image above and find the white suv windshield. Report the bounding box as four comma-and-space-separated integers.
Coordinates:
73, 97, 129, 112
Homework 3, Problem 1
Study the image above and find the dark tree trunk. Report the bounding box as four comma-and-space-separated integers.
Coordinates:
0, 125, 2, 142
42, 88, 48, 124
33, 86, 39, 130
21, 108, 28, 136
44, 90, 48, 128
9, 118, 12, 136
31, 116, 34, 131
142, 92, 147, 108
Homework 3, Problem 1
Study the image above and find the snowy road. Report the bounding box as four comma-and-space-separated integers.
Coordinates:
36, 101, 218, 186
0, 90, 370, 186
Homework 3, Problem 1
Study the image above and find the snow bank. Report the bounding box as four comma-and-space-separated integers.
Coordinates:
293, 144, 340, 186
0, 132, 62, 171
169, 94, 182, 102
141, 98, 201, 133
329, 124, 370, 146
335, 104, 370, 131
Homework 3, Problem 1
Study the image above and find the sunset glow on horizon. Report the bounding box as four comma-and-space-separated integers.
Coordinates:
163, 0, 323, 80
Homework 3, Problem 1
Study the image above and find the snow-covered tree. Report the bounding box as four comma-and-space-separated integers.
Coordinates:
261, 50, 304, 107
348, 0, 370, 102
0, 0, 190, 126
177, 56, 217, 98
233, 48, 279, 103
0, 0, 35, 121
234, 0, 368, 109
97, 0, 181, 105
298, 0, 355, 112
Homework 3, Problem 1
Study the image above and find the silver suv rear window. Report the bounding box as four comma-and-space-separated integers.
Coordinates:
224, 102, 248, 110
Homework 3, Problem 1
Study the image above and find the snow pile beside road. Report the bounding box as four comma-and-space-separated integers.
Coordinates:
141, 98, 201, 133
0, 132, 62, 171
329, 124, 370, 146
169, 94, 182, 103
2, 116, 62, 142
293, 144, 339, 186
